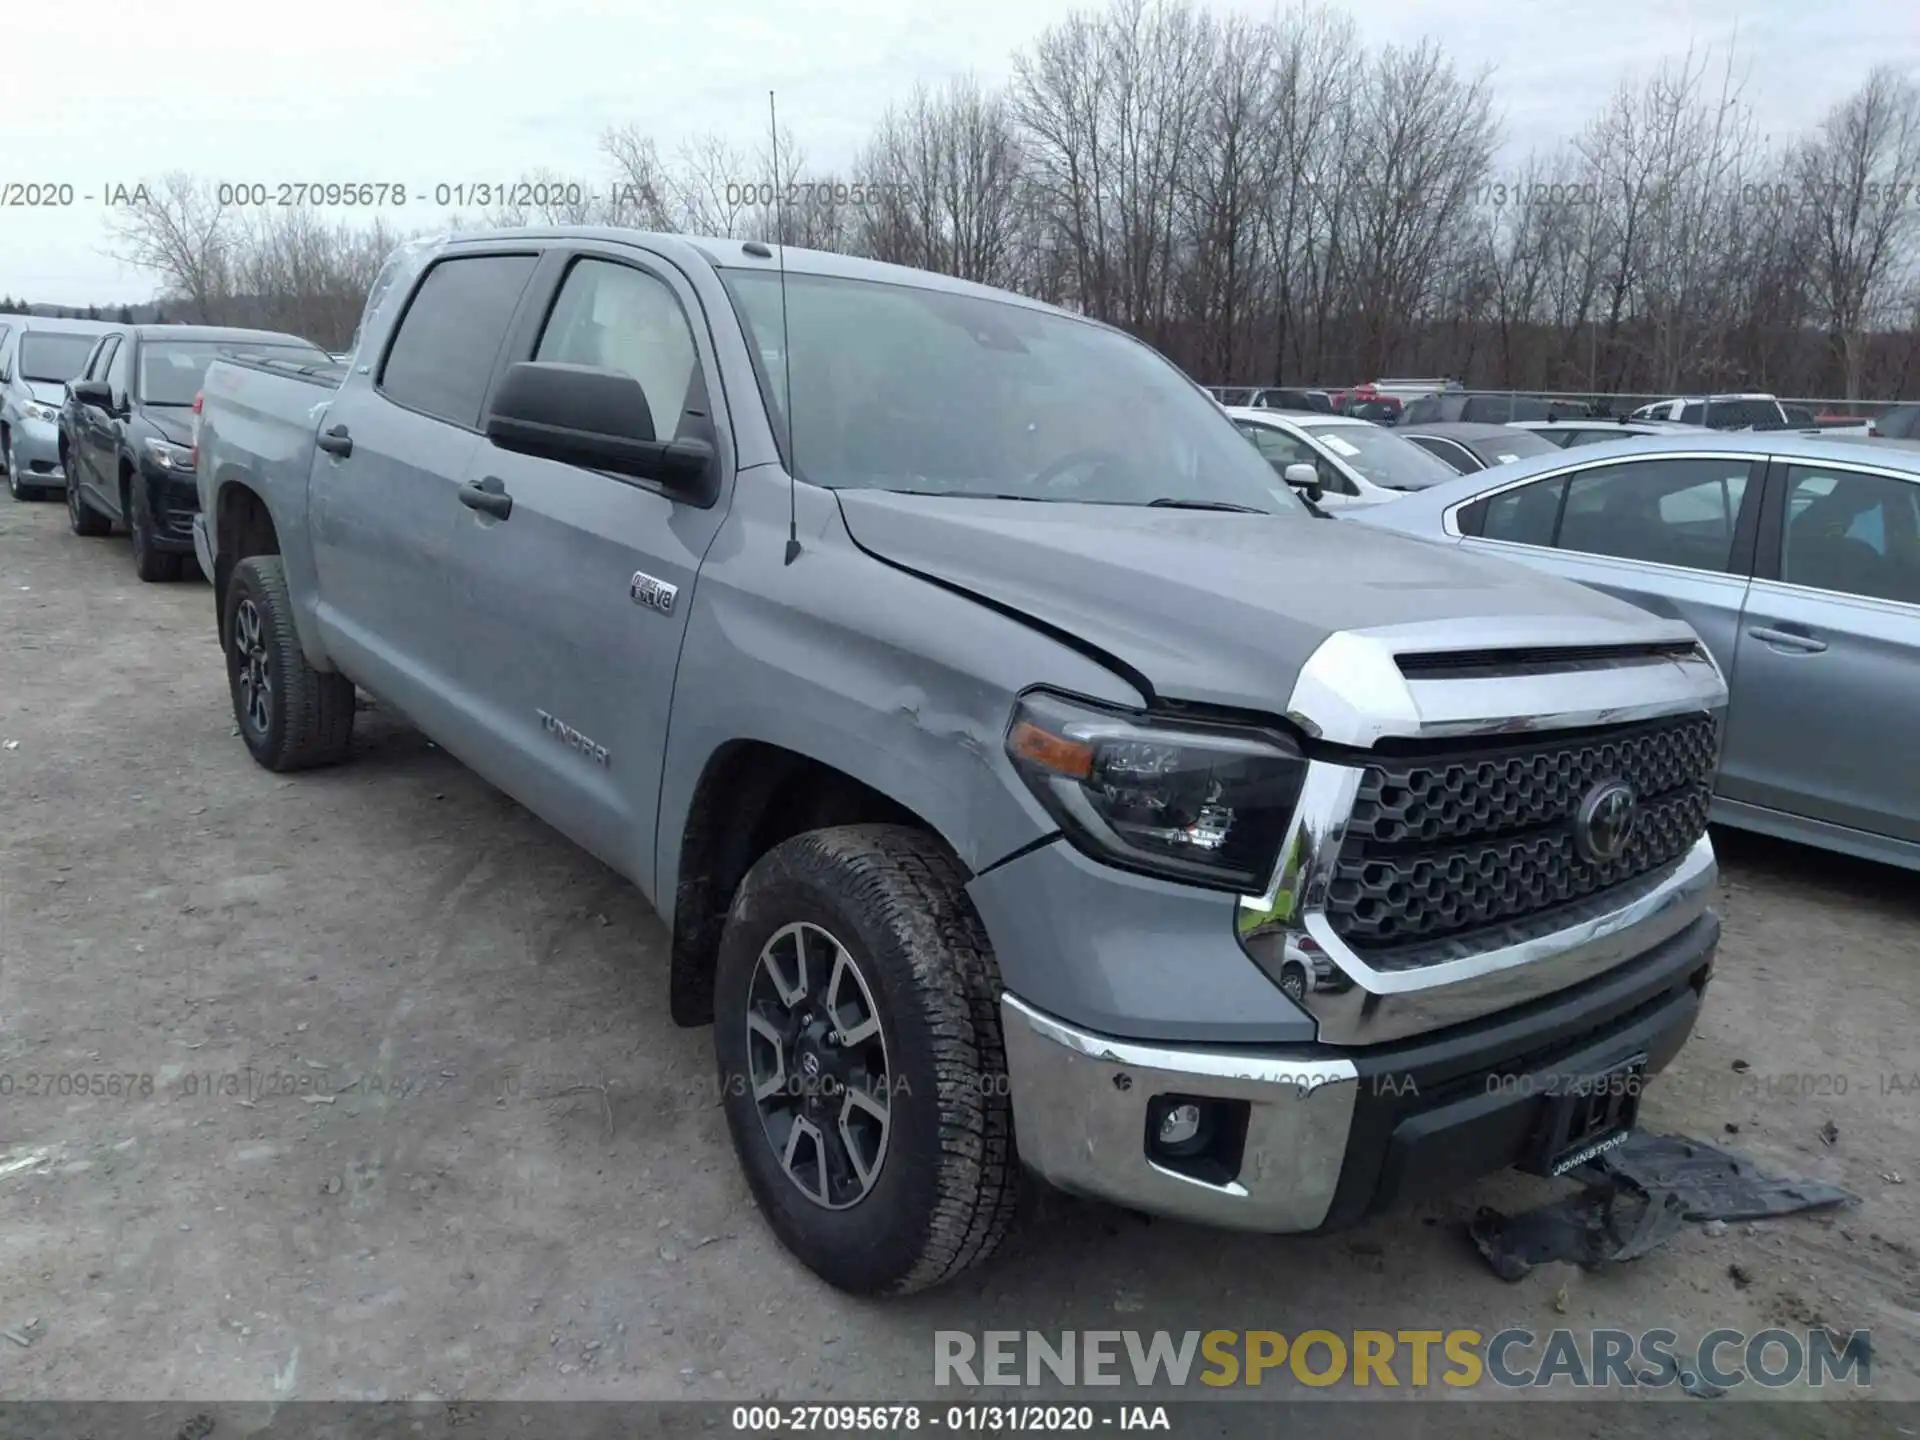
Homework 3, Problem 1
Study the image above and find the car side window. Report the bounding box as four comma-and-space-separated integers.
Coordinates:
1472, 477, 1566, 545
1679, 403, 1705, 425
1556, 458, 1749, 571
533, 258, 704, 441
1778, 465, 1920, 605
1407, 435, 1475, 473
380, 254, 540, 428
104, 339, 131, 407
89, 337, 122, 389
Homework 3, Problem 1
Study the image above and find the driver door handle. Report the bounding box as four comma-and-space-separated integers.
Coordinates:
316, 424, 353, 458
459, 476, 513, 520
1748, 625, 1827, 653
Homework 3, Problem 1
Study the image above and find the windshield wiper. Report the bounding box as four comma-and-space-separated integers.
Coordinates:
1145, 497, 1267, 513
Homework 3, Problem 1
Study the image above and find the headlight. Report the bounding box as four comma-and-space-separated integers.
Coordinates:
1005, 690, 1306, 891
23, 402, 58, 423
144, 438, 195, 472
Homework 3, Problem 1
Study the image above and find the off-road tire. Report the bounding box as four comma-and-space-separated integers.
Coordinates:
67, 471, 111, 536
715, 824, 1021, 1295
130, 482, 184, 581
223, 555, 355, 771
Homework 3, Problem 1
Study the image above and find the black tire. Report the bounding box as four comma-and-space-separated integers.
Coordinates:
715, 824, 1020, 1295
223, 555, 355, 771
67, 470, 111, 536
6, 434, 39, 502
130, 482, 184, 581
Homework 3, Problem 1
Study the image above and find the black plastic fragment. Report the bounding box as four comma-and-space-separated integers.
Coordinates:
1467, 1131, 1857, 1281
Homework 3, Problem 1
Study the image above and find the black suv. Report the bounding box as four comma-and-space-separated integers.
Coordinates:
61, 324, 328, 580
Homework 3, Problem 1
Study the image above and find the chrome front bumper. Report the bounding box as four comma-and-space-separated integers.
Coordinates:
1000, 993, 1359, 1231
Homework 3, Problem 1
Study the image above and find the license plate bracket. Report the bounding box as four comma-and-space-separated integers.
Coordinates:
1521, 1053, 1648, 1178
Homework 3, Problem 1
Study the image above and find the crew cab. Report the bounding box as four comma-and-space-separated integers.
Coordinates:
61, 324, 329, 580
194, 229, 1728, 1295
1630, 394, 1791, 430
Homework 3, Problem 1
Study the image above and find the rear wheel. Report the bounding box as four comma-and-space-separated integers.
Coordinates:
67, 468, 111, 536
714, 825, 1021, 1295
130, 482, 184, 581
224, 555, 355, 771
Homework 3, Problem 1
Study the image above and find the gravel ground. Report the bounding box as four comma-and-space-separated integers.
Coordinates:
0, 495, 1914, 1425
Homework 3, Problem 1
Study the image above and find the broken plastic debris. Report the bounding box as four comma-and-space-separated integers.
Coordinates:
1469, 1132, 1856, 1281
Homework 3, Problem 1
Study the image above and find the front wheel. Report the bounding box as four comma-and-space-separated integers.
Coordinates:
714, 825, 1021, 1295
130, 481, 184, 581
6, 435, 36, 501
67, 468, 111, 536
223, 555, 355, 771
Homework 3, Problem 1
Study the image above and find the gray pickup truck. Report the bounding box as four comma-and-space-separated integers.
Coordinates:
193, 228, 1728, 1295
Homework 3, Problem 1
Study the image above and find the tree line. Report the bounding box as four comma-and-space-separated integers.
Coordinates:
98, 0, 1920, 399
0, 298, 140, 322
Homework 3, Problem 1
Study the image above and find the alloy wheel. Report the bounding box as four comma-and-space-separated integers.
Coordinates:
232, 598, 273, 736
746, 921, 892, 1210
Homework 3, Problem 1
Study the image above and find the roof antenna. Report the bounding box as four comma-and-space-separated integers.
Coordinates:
771, 89, 801, 566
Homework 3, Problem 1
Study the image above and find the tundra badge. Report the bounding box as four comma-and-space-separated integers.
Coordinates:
630, 571, 677, 615
537, 710, 610, 767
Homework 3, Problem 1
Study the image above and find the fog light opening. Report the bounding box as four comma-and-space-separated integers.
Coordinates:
1144, 1094, 1249, 1187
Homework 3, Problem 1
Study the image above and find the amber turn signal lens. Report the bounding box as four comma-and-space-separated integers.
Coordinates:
1008, 719, 1095, 780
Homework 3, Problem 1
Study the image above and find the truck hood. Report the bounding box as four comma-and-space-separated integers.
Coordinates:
834, 491, 1667, 712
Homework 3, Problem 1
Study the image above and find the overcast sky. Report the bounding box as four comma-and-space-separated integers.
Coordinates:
4, 0, 1914, 305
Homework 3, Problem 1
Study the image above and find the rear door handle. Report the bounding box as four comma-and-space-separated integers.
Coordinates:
1748, 625, 1827, 653
459, 476, 513, 520
316, 424, 353, 458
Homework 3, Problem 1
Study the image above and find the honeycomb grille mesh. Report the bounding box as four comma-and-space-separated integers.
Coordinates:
1325, 714, 1718, 952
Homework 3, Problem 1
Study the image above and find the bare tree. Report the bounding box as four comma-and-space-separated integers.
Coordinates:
1795, 68, 1920, 397
104, 173, 234, 322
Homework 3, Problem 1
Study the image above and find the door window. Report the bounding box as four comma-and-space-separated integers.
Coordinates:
1472, 477, 1566, 546
104, 339, 131, 408
1555, 458, 1749, 571
89, 337, 122, 389
534, 258, 702, 440
380, 254, 540, 428
1778, 466, 1920, 604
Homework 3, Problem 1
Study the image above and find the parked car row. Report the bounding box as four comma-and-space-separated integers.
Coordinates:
0, 314, 329, 580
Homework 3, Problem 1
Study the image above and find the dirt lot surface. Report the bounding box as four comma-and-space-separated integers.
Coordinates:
1, 497, 1914, 1428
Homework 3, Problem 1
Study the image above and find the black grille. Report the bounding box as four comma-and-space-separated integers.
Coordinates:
1325, 713, 1718, 955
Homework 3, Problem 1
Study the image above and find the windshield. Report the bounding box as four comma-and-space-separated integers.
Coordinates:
1300, 422, 1462, 491
18, 332, 100, 383
139, 339, 327, 405
720, 268, 1304, 514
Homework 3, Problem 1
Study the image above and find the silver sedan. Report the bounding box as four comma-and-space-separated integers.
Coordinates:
1350, 431, 1920, 871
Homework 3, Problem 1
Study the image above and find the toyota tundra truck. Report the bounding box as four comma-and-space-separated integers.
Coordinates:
192, 229, 1727, 1295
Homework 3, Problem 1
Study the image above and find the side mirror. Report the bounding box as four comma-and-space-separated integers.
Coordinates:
1283, 461, 1324, 503
484, 361, 714, 496
71, 379, 112, 409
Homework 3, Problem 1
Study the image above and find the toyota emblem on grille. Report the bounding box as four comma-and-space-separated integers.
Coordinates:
1574, 780, 1638, 864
